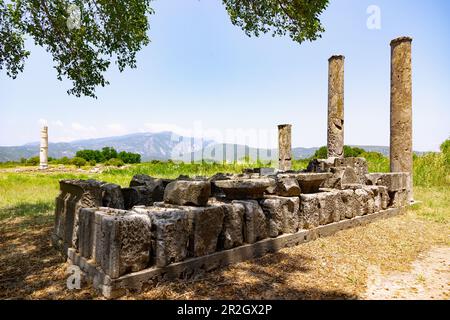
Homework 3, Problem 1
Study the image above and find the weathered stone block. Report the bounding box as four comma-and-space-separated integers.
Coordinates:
101, 183, 124, 209
77, 208, 97, 259
122, 186, 154, 209
133, 207, 190, 268
214, 178, 275, 200
53, 179, 103, 254
339, 189, 360, 219
208, 199, 245, 250
272, 175, 301, 197
154, 202, 224, 257
354, 188, 371, 216
388, 189, 408, 208
322, 167, 360, 189
260, 196, 299, 237
365, 173, 408, 192
306, 158, 335, 173
316, 192, 341, 225
299, 194, 320, 229
93, 208, 152, 278
233, 200, 268, 244
293, 173, 333, 194
334, 157, 368, 184
164, 180, 211, 207
129, 174, 169, 202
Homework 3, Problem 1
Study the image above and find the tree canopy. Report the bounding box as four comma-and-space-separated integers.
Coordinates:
0, 0, 329, 98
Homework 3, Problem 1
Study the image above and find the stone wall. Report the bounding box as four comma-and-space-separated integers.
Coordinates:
54, 157, 410, 297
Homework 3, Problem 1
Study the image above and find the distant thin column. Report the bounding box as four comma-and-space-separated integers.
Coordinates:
278, 124, 292, 171
39, 126, 48, 170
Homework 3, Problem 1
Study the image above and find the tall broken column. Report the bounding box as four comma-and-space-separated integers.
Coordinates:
40, 126, 48, 170
390, 37, 413, 202
327, 55, 345, 159
278, 124, 292, 171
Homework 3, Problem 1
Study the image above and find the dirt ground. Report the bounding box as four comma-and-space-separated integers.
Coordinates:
365, 247, 449, 300
0, 209, 448, 300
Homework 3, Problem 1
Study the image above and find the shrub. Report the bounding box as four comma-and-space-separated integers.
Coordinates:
26, 156, 40, 166
105, 158, 125, 167
71, 157, 87, 168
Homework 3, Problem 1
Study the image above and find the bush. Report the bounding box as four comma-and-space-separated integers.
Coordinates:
26, 156, 40, 166
312, 146, 366, 159
105, 158, 125, 167
71, 157, 87, 168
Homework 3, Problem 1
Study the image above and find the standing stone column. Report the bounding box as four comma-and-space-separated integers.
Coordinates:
327, 55, 345, 159
278, 124, 292, 171
40, 126, 48, 170
390, 37, 413, 202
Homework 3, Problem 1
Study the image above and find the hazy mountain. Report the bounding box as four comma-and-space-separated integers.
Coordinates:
0, 132, 215, 162
0, 131, 420, 162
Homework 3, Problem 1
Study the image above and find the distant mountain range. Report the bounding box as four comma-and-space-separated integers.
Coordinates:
0, 131, 417, 162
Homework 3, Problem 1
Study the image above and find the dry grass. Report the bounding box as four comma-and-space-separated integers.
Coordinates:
1, 186, 448, 300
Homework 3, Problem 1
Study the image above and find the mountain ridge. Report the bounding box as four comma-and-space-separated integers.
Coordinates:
0, 131, 421, 162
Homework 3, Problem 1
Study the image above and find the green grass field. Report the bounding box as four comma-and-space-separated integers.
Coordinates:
0, 152, 448, 300
0, 152, 448, 222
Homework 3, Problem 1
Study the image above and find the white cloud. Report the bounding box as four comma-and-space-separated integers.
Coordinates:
71, 122, 96, 133
52, 120, 64, 127
106, 123, 127, 135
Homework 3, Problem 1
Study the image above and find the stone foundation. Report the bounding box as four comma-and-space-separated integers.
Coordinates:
54, 158, 411, 298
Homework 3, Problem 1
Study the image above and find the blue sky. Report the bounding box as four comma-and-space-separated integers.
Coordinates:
0, 0, 449, 151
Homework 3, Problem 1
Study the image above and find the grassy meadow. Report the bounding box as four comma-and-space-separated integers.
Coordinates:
0, 150, 448, 299
0, 151, 448, 222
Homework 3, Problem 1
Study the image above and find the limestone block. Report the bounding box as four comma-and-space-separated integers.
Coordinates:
129, 174, 170, 202
388, 190, 408, 208
154, 202, 224, 257
273, 175, 301, 197
334, 157, 369, 184
214, 178, 275, 200
53, 179, 103, 254
260, 196, 299, 237
293, 173, 333, 194
299, 194, 321, 229
209, 199, 245, 250
306, 158, 335, 173
122, 186, 154, 209
101, 183, 124, 209
77, 208, 97, 259
233, 200, 268, 244
94, 208, 152, 278
339, 189, 360, 219
136, 207, 190, 268
164, 180, 211, 207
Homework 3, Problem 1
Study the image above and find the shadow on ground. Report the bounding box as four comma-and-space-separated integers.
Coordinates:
0, 205, 356, 300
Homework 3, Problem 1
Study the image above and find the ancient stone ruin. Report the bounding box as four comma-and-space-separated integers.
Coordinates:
53, 37, 414, 298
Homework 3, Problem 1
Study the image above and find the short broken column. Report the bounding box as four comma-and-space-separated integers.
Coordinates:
327, 55, 345, 158
39, 126, 48, 170
390, 37, 413, 202
278, 124, 292, 171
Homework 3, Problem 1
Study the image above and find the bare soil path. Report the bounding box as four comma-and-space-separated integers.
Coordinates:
365, 246, 450, 300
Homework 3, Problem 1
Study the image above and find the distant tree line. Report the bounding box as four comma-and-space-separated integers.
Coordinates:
14, 147, 141, 168
75, 147, 141, 165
